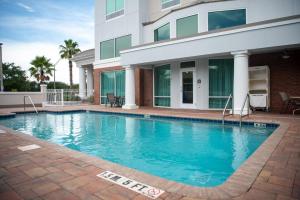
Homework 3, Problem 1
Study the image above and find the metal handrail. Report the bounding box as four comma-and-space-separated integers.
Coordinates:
24, 96, 38, 114
222, 94, 233, 125
239, 93, 250, 127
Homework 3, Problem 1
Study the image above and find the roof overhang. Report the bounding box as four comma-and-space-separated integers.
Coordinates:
120, 15, 300, 66
71, 49, 95, 67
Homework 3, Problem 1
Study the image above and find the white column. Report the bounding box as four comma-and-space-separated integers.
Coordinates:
86, 67, 93, 97
40, 84, 47, 107
122, 66, 138, 109
79, 67, 87, 99
231, 50, 249, 115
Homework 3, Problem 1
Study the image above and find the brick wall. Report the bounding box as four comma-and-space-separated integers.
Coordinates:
250, 50, 300, 112
141, 69, 153, 107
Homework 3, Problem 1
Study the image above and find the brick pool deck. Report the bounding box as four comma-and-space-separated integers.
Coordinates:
0, 105, 299, 200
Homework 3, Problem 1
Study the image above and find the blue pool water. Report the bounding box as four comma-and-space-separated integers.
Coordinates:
0, 111, 276, 187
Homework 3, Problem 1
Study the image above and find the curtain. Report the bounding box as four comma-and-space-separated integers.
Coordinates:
209, 59, 234, 108
115, 70, 125, 96
154, 65, 171, 107
101, 71, 115, 104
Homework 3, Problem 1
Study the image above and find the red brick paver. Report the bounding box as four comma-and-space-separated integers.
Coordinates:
0, 106, 299, 200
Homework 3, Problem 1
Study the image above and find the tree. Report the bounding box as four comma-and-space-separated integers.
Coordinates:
47, 81, 69, 89
29, 56, 54, 84
59, 39, 81, 88
3, 62, 30, 91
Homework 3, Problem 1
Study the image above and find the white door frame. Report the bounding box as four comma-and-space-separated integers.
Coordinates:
180, 67, 196, 109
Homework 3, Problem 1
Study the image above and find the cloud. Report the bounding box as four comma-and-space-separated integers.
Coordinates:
0, 0, 94, 84
1, 40, 94, 84
16, 2, 34, 13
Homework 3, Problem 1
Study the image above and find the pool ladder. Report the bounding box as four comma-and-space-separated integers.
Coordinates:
24, 95, 38, 114
222, 94, 233, 125
239, 93, 250, 127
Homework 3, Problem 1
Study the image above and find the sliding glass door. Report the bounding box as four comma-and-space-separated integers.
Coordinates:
209, 59, 234, 109
101, 70, 125, 104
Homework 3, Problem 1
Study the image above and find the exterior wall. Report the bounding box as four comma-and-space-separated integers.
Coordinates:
122, 18, 300, 66
143, 0, 300, 43
94, 0, 144, 68
0, 92, 44, 108
93, 66, 143, 106
250, 50, 300, 112
146, 0, 197, 22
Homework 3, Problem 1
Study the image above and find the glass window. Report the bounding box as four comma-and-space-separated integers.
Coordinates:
101, 70, 125, 104
209, 59, 234, 109
208, 9, 246, 31
115, 0, 124, 11
115, 35, 131, 57
161, 0, 180, 9
100, 35, 131, 60
106, 0, 124, 20
100, 39, 114, 60
154, 65, 171, 107
154, 23, 170, 42
176, 15, 198, 38
106, 0, 116, 15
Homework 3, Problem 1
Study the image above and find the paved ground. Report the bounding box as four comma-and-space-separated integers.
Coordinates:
0, 106, 299, 200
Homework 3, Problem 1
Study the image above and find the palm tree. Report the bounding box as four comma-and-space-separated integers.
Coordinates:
59, 39, 81, 87
29, 56, 54, 84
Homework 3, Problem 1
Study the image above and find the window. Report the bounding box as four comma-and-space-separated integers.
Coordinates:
100, 39, 114, 60
154, 65, 171, 107
176, 15, 198, 38
208, 9, 246, 31
161, 0, 180, 9
100, 35, 131, 60
154, 23, 170, 42
115, 35, 131, 57
106, 0, 124, 20
101, 70, 125, 104
209, 59, 234, 109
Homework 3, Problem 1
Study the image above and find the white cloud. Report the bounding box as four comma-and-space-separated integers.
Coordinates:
2, 40, 93, 84
16, 2, 35, 13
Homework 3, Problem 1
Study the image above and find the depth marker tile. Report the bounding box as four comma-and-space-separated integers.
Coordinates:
18, 144, 41, 151
97, 171, 164, 199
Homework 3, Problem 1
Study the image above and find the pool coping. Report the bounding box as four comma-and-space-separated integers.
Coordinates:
0, 109, 288, 199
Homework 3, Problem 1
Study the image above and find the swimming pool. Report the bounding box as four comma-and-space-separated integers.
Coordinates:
0, 111, 277, 187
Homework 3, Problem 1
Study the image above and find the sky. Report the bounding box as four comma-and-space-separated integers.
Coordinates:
0, 0, 94, 84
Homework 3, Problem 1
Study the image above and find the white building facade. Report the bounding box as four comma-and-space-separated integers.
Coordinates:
73, 0, 300, 114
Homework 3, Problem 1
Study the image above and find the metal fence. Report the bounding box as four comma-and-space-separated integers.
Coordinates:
45, 89, 82, 106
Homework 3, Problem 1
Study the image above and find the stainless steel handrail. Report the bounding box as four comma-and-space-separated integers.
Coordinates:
24, 96, 38, 114
222, 94, 233, 125
239, 93, 250, 127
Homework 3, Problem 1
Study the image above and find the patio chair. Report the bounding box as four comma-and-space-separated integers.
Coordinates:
292, 98, 300, 115
105, 93, 116, 107
279, 92, 292, 113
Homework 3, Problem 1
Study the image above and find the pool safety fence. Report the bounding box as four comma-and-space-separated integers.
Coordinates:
45, 89, 93, 106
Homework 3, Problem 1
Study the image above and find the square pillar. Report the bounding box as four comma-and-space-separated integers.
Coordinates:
231, 50, 249, 115
122, 66, 138, 109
